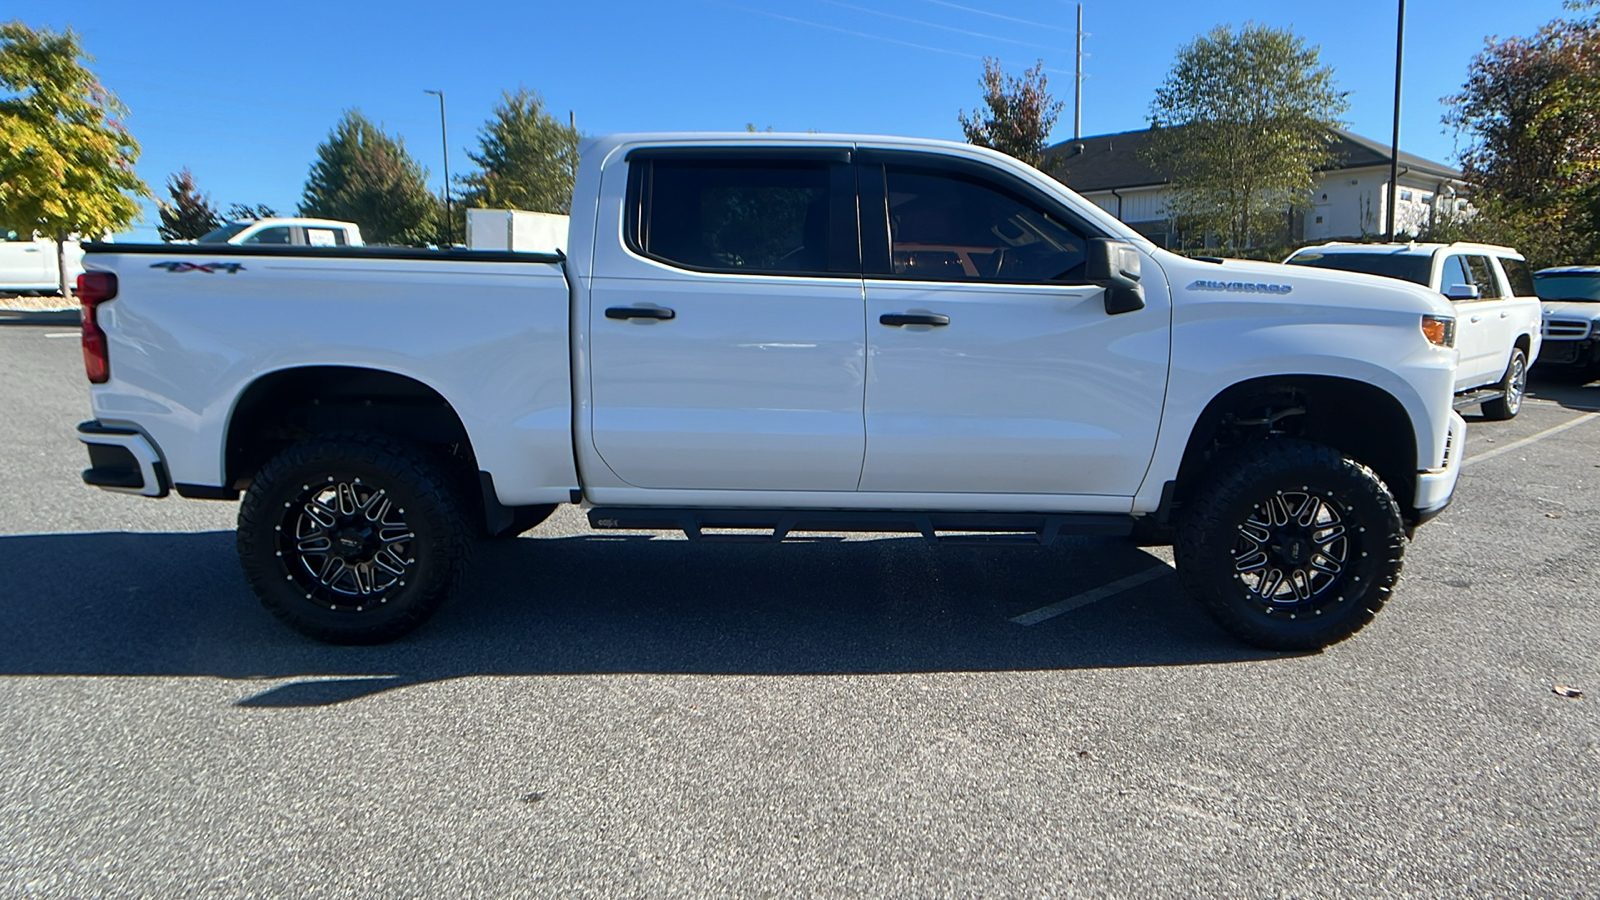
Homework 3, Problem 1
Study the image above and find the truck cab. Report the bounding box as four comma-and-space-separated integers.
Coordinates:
197, 217, 364, 247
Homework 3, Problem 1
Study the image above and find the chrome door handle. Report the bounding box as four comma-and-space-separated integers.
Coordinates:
1470, 315, 1482, 323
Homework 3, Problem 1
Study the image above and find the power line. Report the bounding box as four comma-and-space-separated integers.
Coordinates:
817, 0, 1067, 53
917, 0, 1076, 35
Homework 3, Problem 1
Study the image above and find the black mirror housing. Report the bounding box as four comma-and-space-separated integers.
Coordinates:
1087, 238, 1146, 315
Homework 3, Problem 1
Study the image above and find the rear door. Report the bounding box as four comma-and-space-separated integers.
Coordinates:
856, 151, 1171, 497
586, 148, 866, 491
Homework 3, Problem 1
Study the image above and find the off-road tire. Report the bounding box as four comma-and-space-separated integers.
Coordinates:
237, 432, 473, 644
1481, 348, 1527, 420
1175, 439, 1405, 651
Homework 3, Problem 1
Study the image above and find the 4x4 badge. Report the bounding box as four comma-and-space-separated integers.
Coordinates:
150, 262, 246, 274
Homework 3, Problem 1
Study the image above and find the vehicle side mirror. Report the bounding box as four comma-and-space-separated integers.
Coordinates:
1444, 284, 1480, 300
1087, 238, 1146, 315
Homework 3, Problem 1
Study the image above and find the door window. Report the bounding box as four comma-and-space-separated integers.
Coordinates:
1466, 256, 1503, 298
304, 227, 346, 247
631, 159, 847, 275
241, 226, 293, 245
1497, 257, 1536, 297
883, 166, 1088, 283
1440, 255, 1474, 299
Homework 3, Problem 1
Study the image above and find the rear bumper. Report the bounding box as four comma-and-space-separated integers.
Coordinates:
1412, 410, 1465, 525
77, 420, 169, 498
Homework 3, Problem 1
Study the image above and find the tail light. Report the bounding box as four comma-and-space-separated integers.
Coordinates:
78, 272, 117, 384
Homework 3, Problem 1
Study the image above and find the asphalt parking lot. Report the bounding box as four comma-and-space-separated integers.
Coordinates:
2, 318, 1597, 897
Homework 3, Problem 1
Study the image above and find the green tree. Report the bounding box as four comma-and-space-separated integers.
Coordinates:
1443, 1, 1600, 268
299, 110, 436, 246
0, 21, 148, 294
458, 88, 582, 215
959, 58, 1063, 171
224, 202, 278, 221
1142, 24, 1348, 250
157, 168, 219, 241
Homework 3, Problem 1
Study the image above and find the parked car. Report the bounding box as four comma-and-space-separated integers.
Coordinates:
1533, 266, 1600, 380
1284, 242, 1542, 419
74, 132, 1465, 652
1, 230, 85, 295
196, 217, 363, 247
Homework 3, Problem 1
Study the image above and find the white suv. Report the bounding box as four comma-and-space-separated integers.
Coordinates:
1285, 242, 1543, 419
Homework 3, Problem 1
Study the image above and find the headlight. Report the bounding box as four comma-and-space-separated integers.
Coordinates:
1422, 315, 1455, 348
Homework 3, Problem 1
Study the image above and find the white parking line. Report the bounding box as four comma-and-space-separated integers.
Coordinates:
1011, 565, 1171, 626
1464, 412, 1600, 468
43, 332, 78, 339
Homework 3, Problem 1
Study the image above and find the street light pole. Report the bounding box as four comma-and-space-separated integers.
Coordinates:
424, 89, 452, 247
1385, 0, 1405, 242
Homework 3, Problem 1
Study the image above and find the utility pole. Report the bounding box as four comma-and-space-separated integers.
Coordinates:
1074, 3, 1084, 140
424, 90, 452, 247
1385, 0, 1405, 242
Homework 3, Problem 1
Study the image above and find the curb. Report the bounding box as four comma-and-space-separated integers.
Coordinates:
0, 309, 80, 326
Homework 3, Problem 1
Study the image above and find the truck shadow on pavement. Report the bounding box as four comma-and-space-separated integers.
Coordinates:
0, 529, 1287, 706
1527, 371, 1600, 411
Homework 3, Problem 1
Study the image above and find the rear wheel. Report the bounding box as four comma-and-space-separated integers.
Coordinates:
1175, 439, 1405, 651
237, 432, 472, 644
1481, 348, 1527, 420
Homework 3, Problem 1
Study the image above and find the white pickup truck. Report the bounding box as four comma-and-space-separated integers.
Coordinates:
1, 230, 84, 294
1284, 242, 1543, 419
73, 133, 1465, 651
196, 217, 363, 247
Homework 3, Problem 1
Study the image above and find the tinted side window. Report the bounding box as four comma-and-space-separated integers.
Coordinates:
1498, 258, 1536, 297
884, 166, 1088, 283
241, 227, 293, 245
1466, 256, 1503, 298
635, 160, 836, 274
1440, 255, 1473, 298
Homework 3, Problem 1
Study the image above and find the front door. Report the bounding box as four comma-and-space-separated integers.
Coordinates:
587, 150, 866, 492
858, 154, 1171, 497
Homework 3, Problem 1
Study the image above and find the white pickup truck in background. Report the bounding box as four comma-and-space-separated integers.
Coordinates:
196, 217, 363, 247
1, 230, 85, 295
1285, 241, 1543, 419
73, 132, 1465, 652
1534, 266, 1600, 380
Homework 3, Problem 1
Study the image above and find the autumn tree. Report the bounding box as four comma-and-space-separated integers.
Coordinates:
458, 88, 582, 215
299, 110, 436, 246
157, 168, 219, 241
0, 22, 148, 294
1443, 1, 1600, 267
1142, 24, 1348, 250
959, 58, 1063, 171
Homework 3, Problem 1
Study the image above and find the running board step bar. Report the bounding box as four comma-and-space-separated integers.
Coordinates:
586, 507, 1133, 545
1453, 388, 1506, 410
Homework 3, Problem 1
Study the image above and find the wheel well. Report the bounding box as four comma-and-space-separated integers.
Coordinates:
1171, 376, 1418, 524
226, 366, 477, 491
1515, 334, 1532, 355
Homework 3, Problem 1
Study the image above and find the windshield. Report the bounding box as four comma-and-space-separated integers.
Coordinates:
1285, 251, 1432, 287
1534, 272, 1600, 302
196, 222, 252, 243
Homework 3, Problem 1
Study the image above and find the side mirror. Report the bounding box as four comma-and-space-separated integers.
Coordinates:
1087, 238, 1146, 315
1444, 283, 1480, 301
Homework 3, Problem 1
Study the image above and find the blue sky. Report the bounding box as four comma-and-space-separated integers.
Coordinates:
29, 0, 1573, 240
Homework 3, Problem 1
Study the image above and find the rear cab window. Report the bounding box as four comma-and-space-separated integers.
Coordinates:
625, 148, 858, 276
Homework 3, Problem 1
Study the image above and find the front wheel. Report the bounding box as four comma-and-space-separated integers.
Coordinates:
1481, 348, 1527, 420
1175, 440, 1406, 651
237, 433, 473, 644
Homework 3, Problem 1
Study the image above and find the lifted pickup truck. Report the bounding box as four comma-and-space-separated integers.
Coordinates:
75, 133, 1465, 651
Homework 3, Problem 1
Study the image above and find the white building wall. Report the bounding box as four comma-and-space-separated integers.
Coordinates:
1081, 166, 1470, 244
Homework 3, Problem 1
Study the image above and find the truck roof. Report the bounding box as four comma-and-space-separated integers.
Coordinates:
1291, 241, 1525, 259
